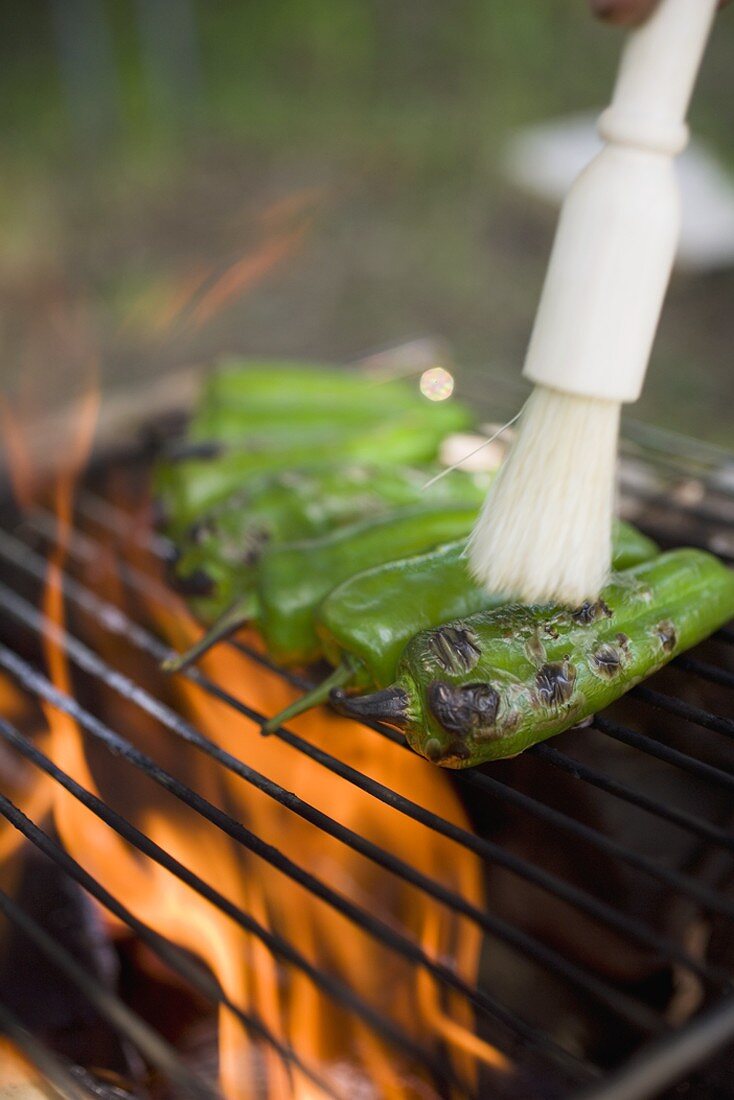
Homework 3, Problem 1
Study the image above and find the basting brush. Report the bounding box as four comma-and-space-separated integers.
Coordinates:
467, 0, 717, 606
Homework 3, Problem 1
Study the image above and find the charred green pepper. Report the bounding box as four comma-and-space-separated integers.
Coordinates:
334, 549, 734, 767
155, 403, 472, 533
163, 503, 481, 673
261, 521, 658, 730
173, 464, 493, 623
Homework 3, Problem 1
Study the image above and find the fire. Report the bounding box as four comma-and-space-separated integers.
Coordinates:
0, 703, 52, 867
41, 389, 154, 907
146, 608, 508, 1097
0, 371, 100, 869
0, 442, 511, 1097
134, 186, 324, 341
0, 1036, 45, 1091
0, 400, 40, 510
188, 224, 310, 330
0, 301, 508, 1098
49, 486, 508, 1097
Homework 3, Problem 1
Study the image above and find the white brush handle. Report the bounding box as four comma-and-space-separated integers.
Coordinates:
523, 0, 717, 403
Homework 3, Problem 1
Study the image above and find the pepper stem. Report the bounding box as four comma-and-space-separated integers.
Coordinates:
330, 685, 411, 729
161, 594, 258, 673
261, 662, 354, 735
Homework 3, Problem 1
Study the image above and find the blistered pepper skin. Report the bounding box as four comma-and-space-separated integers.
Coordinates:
174, 463, 493, 622
335, 550, 734, 767
260, 519, 657, 732
165, 502, 486, 676
154, 404, 472, 532
318, 521, 659, 690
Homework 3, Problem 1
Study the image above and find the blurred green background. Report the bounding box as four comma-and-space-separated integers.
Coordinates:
2, 0, 733, 442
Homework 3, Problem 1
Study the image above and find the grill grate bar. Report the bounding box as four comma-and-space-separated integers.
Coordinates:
0, 719, 455, 1097
0, 535, 667, 1031
595, 716, 734, 792
633, 522, 734, 566
673, 654, 734, 690
574, 994, 734, 1100
0, 998, 91, 1100
8, 461, 734, 1096
47, 498, 734, 816
75, 489, 174, 560
618, 416, 734, 468
458, 768, 734, 916
22, 509, 183, 613
229, 629, 734, 842
0, 792, 349, 1100
0, 531, 727, 995
620, 484, 734, 531
0, 639, 584, 1082
38, 501, 734, 739
630, 685, 734, 738
25, 502, 734, 744
0, 880, 216, 1100
1, 417, 731, 1097
531, 743, 734, 851
228, 631, 734, 862
0, 730, 662, 1033
242, 725, 727, 982
0, 581, 726, 1002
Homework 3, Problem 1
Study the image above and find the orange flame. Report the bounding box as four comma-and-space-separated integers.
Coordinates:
137, 187, 324, 342
0, 1037, 46, 1091
0, 234, 508, 1098
0, 400, 40, 510
40, 386, 151, 900
92, 524, 508, 1096
24, 453, 511, 1097
0, 352, 99, 869
190, 225, 309, 330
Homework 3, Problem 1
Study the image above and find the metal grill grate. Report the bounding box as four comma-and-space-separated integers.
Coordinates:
0, 409, 733, 1100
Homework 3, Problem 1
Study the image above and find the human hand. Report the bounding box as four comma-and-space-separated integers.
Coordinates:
590, 0, 727, 26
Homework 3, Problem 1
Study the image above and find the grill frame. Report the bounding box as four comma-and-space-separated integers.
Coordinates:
0, 382, 733, 1100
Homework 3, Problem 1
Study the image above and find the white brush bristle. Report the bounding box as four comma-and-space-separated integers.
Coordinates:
466, 384, 621, 606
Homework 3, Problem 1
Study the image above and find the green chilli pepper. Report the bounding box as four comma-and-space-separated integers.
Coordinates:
186, 416, 384, 447
198, 359, 423, 414
163, 503, 480, 673
154, 402, 472, 533
261, 521, 658, 731
173, 464, 493, 623
333, 549, 734, 767
189, 364, 430, 442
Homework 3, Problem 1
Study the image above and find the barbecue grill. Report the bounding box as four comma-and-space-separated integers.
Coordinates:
0, 364, 732, 1100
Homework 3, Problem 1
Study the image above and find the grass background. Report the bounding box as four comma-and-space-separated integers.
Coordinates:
1, 0, 733, 442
